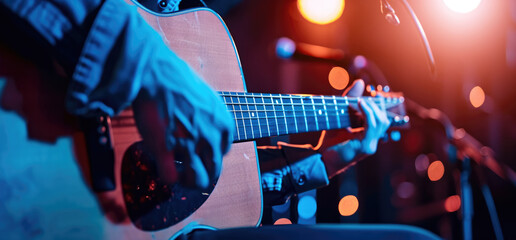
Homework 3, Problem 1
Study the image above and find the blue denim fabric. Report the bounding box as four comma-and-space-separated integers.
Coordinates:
0, 0, 326, 206
0, 0, 234, 189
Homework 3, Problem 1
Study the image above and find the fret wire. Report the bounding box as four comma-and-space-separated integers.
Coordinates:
333, 96, 342, 129
249, 95, 262, 138
301, 96, 308, 132
236, 94, 248, 140
218, 93, 390, 104
310, 96, 319, 131
223, 102, 372, 106
322, 98, 330, 130
261, 93, 272, 136
232, 118, 349, 126
289, 95, 299, 134
280, 95, 288, 135
244, 94, 255, 139
270, 95, 280, 135
218, 92, 396, 141
233, 120, 348, 129
227, 93, 241, 141
230, 113, 351, 120
228, 109, 350, 113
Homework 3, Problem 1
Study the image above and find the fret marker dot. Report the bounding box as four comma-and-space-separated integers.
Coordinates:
341, 109, 344, 114
251, 112, 255, 117
318, 110, 322, 115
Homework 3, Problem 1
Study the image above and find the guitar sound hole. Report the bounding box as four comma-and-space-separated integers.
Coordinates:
121, 141, 216, 231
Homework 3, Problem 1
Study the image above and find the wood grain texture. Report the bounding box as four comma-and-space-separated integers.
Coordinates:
105, 6, 263, 239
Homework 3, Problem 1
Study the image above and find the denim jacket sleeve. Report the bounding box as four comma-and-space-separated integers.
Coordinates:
1, 0, 235, 189
0, 0, 225, 117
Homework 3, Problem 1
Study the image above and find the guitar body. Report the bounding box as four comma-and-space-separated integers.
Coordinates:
0, 7, 261, 240
0, 3, 406, 238
106, 7, 263, 238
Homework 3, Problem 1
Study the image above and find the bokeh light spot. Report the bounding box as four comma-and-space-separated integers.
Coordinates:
328, 66, 349, 90
353, 55, 367, 69
428, 161, 445, 181
338, 195, 359, 216
469, 86, 485, 108
444, 195, 461, 212
443, 0, 482, 13
274, 218, 293, 225
390, 131, 401, 142
298, 195, 317, 219
415, 154, 430, 173
397, 181, 415, 199
298, 0, 345, 25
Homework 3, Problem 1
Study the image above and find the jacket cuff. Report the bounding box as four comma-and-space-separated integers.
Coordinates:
67, 0, 126, 116
283, 146, 330, 194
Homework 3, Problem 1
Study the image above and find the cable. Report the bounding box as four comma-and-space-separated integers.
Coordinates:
399, 0, 436, 75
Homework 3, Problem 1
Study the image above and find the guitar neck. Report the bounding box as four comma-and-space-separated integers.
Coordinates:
221, 91, 367, 142
110, 91, 405, 143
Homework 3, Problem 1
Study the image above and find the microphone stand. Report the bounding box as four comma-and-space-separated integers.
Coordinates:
406, 99, 513, 240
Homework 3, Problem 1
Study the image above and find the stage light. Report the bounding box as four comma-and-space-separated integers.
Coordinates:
274, 218, 293, 225
444, 195, 461, 212
297, 0, 345, 25
338, 195, 359, 216
328, 66, 349, 90
443, 0, 482, 14
415, 154, 430, 173
353, 55, 367, 69
390, 130, 401, 142
427, 160, 445, 182
469, 86, 485, 108
298, 195, 317, 219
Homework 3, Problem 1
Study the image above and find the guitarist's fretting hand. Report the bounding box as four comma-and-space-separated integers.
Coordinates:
322, 79, 391, 178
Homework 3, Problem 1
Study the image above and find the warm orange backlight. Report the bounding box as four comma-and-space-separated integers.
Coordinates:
443, 0, 482, 13
328, 66, 349, 90
427, 161, 445, 181
338, 195, 359, 216
469, 86, 485, 108
297, 0, 345, 25
444, 195, 461, 212
274, 218, 293, 225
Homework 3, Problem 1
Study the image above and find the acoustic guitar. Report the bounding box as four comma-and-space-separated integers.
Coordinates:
0, 3, 407, 240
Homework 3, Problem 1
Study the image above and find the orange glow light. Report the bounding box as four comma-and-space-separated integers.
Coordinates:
428, 161, 445, 181
338, 195, 359, 216
443, 0, 482, 14
328, 66, 349, 90
274, 218, 292, 225
297, 0, 345, 25
444, 195, 461, 212
469, 86, 485, 108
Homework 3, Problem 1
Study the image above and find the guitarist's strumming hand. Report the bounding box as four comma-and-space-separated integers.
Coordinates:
131, 50, 234, 189
321, 79, 391, 178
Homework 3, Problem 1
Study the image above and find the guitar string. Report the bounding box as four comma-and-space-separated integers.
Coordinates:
218, 93, 403, 104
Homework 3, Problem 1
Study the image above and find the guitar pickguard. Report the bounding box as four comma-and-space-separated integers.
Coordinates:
121, 141, 215, 231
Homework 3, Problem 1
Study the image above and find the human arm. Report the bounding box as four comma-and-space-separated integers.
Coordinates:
0, 0, 234, 189
321, 79, 391, 178
259, 79, 391, 205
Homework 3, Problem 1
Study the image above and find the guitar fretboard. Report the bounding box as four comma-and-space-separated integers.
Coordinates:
110, 91, 404, 143
221, 92, 355, 142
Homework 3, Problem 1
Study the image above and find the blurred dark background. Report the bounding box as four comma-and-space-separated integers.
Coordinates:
203, 0, 516, 239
